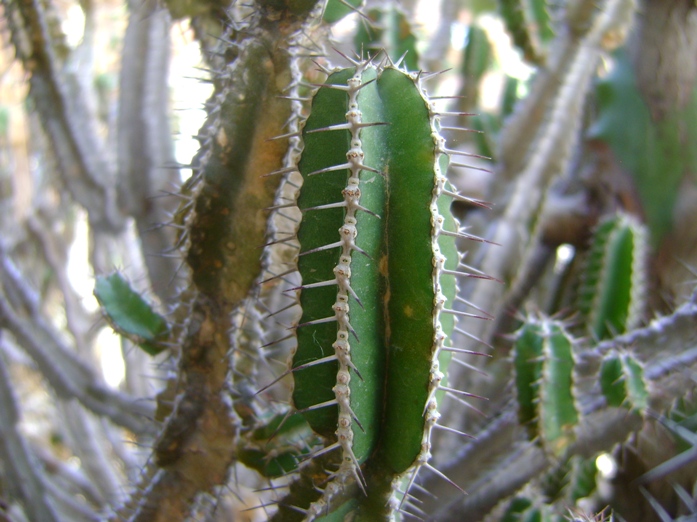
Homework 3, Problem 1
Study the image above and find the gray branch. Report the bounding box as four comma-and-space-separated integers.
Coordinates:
0, 251, 155, 435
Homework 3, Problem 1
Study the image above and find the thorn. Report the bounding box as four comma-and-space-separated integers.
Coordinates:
440, 189, 491, 209
299, 241, 342, 256
393, 50, 409, 68
437, 229, 489, 244
277, 95, 311, 102
265, 301, 299, 318
307, 162, 380, 177
453, 326, 493, 349
264, 408, 294, 448
397, 507, 426, 521
442, 148, 491, 161
399, 467, 420, 512
305, 81, 352, 92
433, 423, 475, 439
334, 1, 372, 22
332, 46, 361, 66
267, 131, 302, 141
433, 111, 476, 118
306, 123, 352, 133
240, 500, 292, 514
311, 59, 334, 75
430, 95, 468, 100
299, 441, 341, 464
440, 125, 482, 134
445, 390, 486, 416
286, 279, 336, 292
253, 483, 290, 493
454, 295, 492, 316
418, 69, 452, 82
441, 268, 502, 282
262, 334, 294, 348
265, 202, 296, 212
441, 308, 492, 321
262, 166, 298, 178
306, 121, 388, 134
293, 355, 338, 372
255, 370, 292, 396
438, 385, 487, 401
424, 463, 467, 496
301, 201, 347, 212
440, 345, 492, 357
259, 268, 297, 286
449, 162, 493, 174
293, 315, 336, 329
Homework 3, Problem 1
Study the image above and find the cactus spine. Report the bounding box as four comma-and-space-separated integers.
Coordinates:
283, 58, 473, 518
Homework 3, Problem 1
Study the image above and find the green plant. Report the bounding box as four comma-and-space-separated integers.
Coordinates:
1, 0, 697, 521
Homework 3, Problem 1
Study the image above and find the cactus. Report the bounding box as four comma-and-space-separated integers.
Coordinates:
599, 352, 648, 411
275, 58, 476, 519
94, 273, 170, 356
576, 212, 647, 340
512, 316, 579, 455
3, 0, 697, 521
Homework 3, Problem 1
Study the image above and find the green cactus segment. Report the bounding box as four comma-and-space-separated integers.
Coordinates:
94, 273, 168, 356
513, 321, 545, 440
513, 317, 578, 454
577, 212, 647, 340
292, 61, 466, 512
540, 321, 578, 455
600, 353, 648, 411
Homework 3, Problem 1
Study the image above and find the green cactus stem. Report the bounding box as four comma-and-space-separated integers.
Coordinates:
513, 316, 579, 456
599, 352, 648, 412
276, 57, 483, 519
94, 273, 169, 356
577, 211, 647, 340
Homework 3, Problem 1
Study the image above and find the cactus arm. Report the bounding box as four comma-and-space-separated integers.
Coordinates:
539, 322, 578, 455
513, 322, 545, 440
577, 212, 647, 340
513, 317, 579, 454
110, 3, 325, 519
283, 60, 468, 520
600, 352, 648, 411
94, 273, 169, 356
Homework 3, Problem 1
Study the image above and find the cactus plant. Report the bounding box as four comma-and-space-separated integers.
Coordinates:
2, 0, 697, 521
